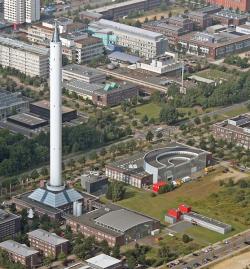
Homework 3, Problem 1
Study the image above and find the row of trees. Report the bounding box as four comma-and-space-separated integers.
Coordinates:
224, 55, 250, 69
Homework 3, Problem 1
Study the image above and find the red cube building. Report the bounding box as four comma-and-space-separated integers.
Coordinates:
179, 204, 191, 214
152, 181, 167, 193
168, 209, 181, 219
206, 0, 250, 12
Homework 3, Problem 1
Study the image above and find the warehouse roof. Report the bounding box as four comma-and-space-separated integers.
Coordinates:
64, 79, 103, 96
108, 51, 141, 64
28, 229, 69, 245
91, 19, 164, 39
31, 100, 75, 113
86, 254, 121, 269
7, 113, 48, 126
95, 209, 152, 233
0, 240, 38, 257
63, 64, 105, 78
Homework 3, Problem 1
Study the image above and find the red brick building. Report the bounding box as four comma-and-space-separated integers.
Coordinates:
206, 0, 250, 12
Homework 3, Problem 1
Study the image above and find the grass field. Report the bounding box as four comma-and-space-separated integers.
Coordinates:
135, 103, 162, 119
196, 69, 238, 81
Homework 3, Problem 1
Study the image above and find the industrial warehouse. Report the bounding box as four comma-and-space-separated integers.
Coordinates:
65, 203, 160, 246
105, 142, 212, 187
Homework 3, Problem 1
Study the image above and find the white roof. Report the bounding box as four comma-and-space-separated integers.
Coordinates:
86, 254, 121, 269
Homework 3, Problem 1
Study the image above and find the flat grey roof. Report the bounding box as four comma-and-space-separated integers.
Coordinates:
91, 19, 164, 39
95, 209, 152, 233
189, 75, 215, 84
0, 240, 38, 257
28, 229, 69, 245
63, 64, 105, 78
86, 254, 121, 269
0, 36, 49, 55
8, 113, 48, 126
64, 79, 103, 95
92, 0, 146, 13
0, 209, 20, 224
31, 100, 76, 113
108, 51, 141, 63
0, 91, 28, 109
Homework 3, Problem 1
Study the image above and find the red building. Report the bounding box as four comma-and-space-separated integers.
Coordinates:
179, 204, 192, 214
206, 0, 250, 12
168, 209, 181, 219
152, 182, 167, 193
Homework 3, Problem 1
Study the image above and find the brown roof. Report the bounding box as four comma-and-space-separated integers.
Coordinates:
75, 36, 102, 46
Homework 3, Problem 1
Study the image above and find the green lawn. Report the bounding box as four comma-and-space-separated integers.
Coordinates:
196, 69, 238, 81
135, 103, 162, 120
223, 105, 249, 118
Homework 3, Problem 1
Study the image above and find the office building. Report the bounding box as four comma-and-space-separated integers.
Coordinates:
4, 0, 40, 24
178, 31, 250, 59
75, 36, 104, 64
0, 209, 21, 241
92, 0, 163, 20
206, 0, 250, 12
0, 36, 49, 77
106, 142, 212, 187
28, 229, 69, 257
236, 22, 250, 35
0, 91, 29, 120
81, 173, 108, 195
211, 10, 247, 26
86, 254, 122, 269
30, 100, 77, 122
188, 11, 212, 30
212, 114, 250, 149
65, 203, 160, 247
89, 19, 167, 58
0, 240, 39, 268
62, 64, 106, 83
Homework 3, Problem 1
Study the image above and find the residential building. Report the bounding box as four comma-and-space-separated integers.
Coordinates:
0, 36, 49, 77
86, 254, 122, 269
65, 204, 160, 247
4, 0, 25, 24
4, 0, 40, 24
135, 52, 183, 74
62, 64, 106, 83
92, 0, 163, 20
188, 11, 212, 29
212, 114, 250, 149
177, 31, 250, 59
25, 0, 40, 23
0, 91, 29, 120
0, 0, 4, 13
0, 209, 21, 241
27, 23, 54, 45
89, 19, 167, 58
211, 10, 247, 26
75, 36, 104, 64
28, 229, 69, 257
206, 0, 250, 12
0, 240, 39, 268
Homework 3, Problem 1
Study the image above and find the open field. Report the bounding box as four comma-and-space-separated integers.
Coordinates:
135, 103, 162, 119
116, 167, 250, 244
211, 250, 250, 269
196, 69, 238, 81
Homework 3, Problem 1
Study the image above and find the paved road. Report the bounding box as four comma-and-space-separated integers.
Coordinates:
165, 230, 250, 269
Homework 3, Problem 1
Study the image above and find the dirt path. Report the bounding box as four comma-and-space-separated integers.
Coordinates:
211, 250, 250, 269
212, 167, 247, 183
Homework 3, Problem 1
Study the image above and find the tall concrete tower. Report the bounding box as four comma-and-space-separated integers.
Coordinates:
47, 23, 64, 192
28, 24, 82, 209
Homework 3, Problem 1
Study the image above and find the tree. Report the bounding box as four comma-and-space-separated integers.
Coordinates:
194, 117, 201, 125
106, 182, 126, 202
112, 244, 120, 258
100, 240, 110, 255
146, 131, 154, 142
40, 167, 48, 176
182, 234, 191, 243
127, 255, 136, 269
156, 132, 163, 139
58, 252, 66, 262
160, 105, 179, 124
30, 169, 39, 179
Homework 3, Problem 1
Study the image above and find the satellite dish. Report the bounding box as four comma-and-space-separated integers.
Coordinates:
28, 208, 34, 219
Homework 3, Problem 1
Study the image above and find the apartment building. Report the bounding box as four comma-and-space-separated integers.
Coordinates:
168, 16, 193, 32
92, 0, 162, 20
28, 229, 69, 257
4, 0, 40, 24
75, 36, 104, 64
0, 209, 21, 241
4, 0, 25, 24
0, 240, 39, 268
89, 19, 167, 58
0, 36, 49, 77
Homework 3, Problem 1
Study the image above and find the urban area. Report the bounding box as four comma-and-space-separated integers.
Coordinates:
1, 0, 250, 268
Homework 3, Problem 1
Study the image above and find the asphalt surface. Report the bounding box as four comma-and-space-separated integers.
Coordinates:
166, 230, 250, 269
